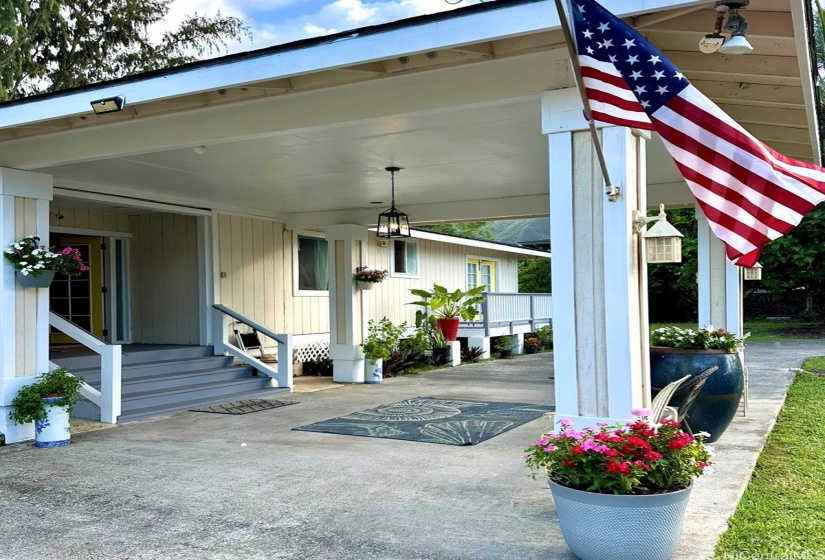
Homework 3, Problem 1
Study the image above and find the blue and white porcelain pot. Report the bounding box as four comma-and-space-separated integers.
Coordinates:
34, 396, 72, 448
365, 358, 383, 384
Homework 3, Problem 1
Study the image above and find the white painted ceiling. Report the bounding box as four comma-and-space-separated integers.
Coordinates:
4, 0, 812, 222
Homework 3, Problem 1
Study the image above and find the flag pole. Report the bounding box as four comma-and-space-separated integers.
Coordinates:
554, 0, 620, 201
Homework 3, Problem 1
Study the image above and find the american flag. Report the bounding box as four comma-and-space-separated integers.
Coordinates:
566, 0, 825, 267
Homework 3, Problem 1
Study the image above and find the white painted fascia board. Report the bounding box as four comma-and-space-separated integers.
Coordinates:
0, 0, 706, 130
791, 0, 823, 165
368, 227, 550, 258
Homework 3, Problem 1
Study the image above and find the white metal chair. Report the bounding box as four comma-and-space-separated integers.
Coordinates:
650, 374, 691, 423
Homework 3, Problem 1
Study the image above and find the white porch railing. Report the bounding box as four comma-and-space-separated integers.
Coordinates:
463, 292, 553, 336
48, 312, 122, 424
211, 304, 293, 389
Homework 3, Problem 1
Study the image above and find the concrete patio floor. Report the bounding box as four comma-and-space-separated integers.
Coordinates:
0, 341, 817, 560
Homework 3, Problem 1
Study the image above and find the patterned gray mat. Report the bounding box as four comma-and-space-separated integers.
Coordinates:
190, 399, 298, 415
294, 397, 554, 446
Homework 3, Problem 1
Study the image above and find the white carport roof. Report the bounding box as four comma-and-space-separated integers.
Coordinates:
0, 0, 818, 225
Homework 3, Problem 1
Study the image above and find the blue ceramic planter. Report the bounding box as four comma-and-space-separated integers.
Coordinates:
650, 347, 744, 443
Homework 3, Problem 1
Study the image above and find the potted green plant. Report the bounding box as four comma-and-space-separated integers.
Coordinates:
409, 284, 486, 341
4, 235, 89, 288
10, 367, 83, 447
524, 411, 713, 560
535, 325, 553, 350
493, 336, 515, 358
360, 318, 406, 384
650, 325, 749, 442
411, 315, 451, 364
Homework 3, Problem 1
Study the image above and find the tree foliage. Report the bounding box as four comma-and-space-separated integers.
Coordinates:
0, 0, 250, 100
518, 259, 551, 293
419, 222, 495, 241
646, 208, 698, 322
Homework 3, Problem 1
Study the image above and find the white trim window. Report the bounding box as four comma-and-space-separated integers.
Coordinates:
294, 231, 329, 295
391, 239, 419, 277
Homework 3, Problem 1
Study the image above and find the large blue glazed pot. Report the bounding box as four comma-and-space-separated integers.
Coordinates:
650, 346, 744, 443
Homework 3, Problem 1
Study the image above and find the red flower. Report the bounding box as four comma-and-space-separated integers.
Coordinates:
634, 460, 651, 471
606, 460, 623, 473
562, 459, 576, 468
626, 436, 650, 449
570, 446, 585, 455
644, 451, 663, 461
603, 449, 620, 457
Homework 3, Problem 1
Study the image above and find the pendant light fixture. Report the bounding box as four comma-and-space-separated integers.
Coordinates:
376, 166, 411, 238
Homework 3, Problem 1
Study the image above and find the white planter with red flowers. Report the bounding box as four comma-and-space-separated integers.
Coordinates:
525, 411, 713, 560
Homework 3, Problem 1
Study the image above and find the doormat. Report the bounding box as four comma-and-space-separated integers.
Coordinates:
190, 399, 298, 415
294, 397, 554, 446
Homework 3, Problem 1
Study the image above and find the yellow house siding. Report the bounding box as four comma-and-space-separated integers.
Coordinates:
129, 213, 199, 344
14, 197, 38, 377
49, 206, 131, 232
216, 215, 328, 338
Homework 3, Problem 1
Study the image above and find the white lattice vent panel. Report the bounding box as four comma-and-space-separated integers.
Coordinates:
293, 335, 330, 362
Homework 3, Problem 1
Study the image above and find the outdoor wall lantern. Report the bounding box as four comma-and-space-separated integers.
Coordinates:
376, 166, 411, 238
90, 95, 126, 115
743, 262, 763, 281
635, 204, 685, 264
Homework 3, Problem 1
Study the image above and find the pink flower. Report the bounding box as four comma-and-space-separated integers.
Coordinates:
543, 445, 558, 452
558, 418, 573, 427
632, 408, 652, 418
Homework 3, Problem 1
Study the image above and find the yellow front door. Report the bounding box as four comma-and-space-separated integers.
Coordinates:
466, 258, 497, 291
49, 236, 105, 344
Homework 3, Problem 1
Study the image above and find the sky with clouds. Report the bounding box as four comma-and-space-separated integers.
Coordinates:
158, 0, 480, 55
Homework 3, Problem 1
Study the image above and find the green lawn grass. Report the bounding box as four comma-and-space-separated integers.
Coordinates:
713, 370, 825, 557
650, 320, 824, 343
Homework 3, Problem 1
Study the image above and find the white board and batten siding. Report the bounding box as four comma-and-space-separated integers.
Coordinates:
362, 236, 519, 328
216, 214, 328, 337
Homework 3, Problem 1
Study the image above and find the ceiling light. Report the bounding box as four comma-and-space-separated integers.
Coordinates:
376, 166, 411, 239
715, 1, 754, 55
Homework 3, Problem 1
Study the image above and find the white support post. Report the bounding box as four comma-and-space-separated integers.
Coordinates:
100, 345, 122, 424
448, 340, 461, 367
277, 334, 294, 389
467, 336, 490, 359
543, 89, 648, 429
326, 225, 368, 383
0, 168, 53, 444
212, 307, 228, 356
514, 333, 525, 355
697, 209, 743, 336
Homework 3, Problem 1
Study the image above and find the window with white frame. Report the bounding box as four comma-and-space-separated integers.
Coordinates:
296, 234, 329, 293
391, 239, 419, 277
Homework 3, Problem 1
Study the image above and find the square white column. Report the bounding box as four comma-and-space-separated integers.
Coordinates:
697, 209, 743, 336
326, 224, 369, 383
543, 89, 649, 429
0, 168, 53, 444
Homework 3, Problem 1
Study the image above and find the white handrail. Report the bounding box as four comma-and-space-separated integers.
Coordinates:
212, 304, 293, 390
49, 312, 122, 424
462, 293, 553, 336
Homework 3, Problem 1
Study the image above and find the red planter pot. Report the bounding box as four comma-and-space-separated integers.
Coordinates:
435, 318, 460, 341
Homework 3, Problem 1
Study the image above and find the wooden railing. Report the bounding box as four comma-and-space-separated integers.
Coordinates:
463, 292, 552, 336
211, 304, 293, 389
49, 312, 122, 424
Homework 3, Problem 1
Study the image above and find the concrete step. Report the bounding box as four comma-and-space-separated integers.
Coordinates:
52, 345, 214, 370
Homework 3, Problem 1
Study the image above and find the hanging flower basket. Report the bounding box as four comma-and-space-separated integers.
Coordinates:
16, 270, 56, 288
4, 236, 89, 288
353, 267, 388, 287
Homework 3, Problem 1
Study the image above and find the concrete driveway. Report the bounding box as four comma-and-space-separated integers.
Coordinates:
0, 342, 817, 559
